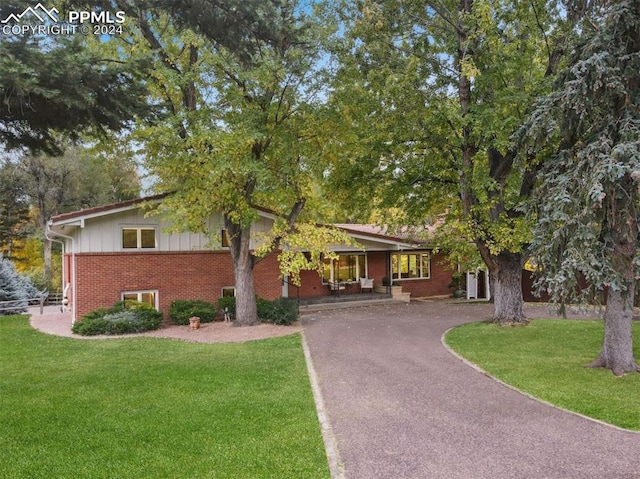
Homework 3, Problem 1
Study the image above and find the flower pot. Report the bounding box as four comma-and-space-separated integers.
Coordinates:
189, 316, 201, 330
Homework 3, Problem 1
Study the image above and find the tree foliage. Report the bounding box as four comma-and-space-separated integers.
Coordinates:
0, 254, 41, 314
0, 162, 29, 258
324, 0, 570, 322
0, 4, 150, 154
525, 0, 640, 375
106, 1, 339, 325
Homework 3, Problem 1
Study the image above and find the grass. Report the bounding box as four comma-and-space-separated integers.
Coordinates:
0, 315, 329, 479
445, 319, 640, 431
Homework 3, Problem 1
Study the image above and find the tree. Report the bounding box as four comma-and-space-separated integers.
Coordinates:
0, 162, 29, 258
112, 1, 338, 326
324, 0, 571, 323
525, 0, 640, 375
0, 26, 150, 154
0, 254, 41, 315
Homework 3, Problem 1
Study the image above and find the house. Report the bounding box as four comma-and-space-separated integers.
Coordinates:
47, 194, 457, 322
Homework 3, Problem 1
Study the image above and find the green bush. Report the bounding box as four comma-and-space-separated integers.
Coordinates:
169, 300, 217, 325
216, 296, 298, 325
72, 301, 162, 336
217, 296, 236, 319
257, 297, 298, 326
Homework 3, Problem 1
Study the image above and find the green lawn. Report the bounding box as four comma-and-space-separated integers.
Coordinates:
445, 319, 640, 430
0, 315, 329, 479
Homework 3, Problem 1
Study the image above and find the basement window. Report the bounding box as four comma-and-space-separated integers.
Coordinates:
122, 290, 158, 309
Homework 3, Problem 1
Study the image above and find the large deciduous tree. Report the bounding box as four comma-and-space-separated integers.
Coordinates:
325, 0, 570, 323
115, 1, 335, 325
526, 0, 640, 375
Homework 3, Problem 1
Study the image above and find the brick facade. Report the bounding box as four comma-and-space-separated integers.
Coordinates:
395, 252, 455, 298
68, 246, 457, 319
70, 250, 282, 319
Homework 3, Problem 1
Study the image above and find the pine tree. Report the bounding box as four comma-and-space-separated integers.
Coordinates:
526, 0, 640, 375
0, 255, 41, 315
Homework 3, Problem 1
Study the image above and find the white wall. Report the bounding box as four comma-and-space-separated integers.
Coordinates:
60, 209, 275, 253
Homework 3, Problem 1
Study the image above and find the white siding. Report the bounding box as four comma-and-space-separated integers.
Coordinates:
64, 209, 274, 254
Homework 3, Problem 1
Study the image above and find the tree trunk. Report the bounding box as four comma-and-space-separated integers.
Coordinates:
589, 287, 639, 376
588, 189, 640, 375
491, 251, 526, 324
233, 252, 259, 327
225, 215, 260, 326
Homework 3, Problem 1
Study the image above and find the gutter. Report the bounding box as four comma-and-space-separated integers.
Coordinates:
45, 224, 77, 324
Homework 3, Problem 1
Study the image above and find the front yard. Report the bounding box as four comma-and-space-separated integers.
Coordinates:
0, 315, 329, 479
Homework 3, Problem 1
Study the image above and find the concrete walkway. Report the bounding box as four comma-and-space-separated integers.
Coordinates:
302, 301, 640, 479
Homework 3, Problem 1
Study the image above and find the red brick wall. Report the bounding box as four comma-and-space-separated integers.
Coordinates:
69, 250, 282, 319
366, 251, 388, 281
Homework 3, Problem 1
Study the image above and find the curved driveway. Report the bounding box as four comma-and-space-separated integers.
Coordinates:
302, 301, 640, 479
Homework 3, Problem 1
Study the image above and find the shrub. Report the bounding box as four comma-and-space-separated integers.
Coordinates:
72, 301, 162, 336
169, 300, 217, 325
216, 296, 298, 325
217, 296, 236, 319
257, 297, 298, 326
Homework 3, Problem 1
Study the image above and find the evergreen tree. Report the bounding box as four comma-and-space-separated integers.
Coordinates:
0, 254, 41, 315
526, 0, 640, 375
0, 2, 150, 154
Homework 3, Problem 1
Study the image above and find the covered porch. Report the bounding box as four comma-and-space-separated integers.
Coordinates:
292, 224, 456, 304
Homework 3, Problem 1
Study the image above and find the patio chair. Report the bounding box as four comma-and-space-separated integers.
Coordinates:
360, 277, 374, 293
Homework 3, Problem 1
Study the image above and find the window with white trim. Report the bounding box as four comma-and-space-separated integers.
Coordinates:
121, 290, 158, 309
221, 287, 236, 297
391, 252, 430, 280
322, 254, 367, 283
122, 227, 156, 249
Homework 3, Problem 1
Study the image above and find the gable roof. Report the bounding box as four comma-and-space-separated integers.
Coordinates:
50, 193, 170, 225
334, 224, 434, 245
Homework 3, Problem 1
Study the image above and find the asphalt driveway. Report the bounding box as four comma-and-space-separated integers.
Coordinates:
302, 301, 640, 479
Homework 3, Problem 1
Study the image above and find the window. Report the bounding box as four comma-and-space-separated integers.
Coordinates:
221, 287, 235, 297
322, 254, 367, 283
122, 227, 156, 249
122, 290, 158, 309
221, 229, 230, 248
391, 252, 430, 280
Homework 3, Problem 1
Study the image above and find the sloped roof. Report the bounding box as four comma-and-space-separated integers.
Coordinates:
334, 224, 435, 245
50, 192, 170, 224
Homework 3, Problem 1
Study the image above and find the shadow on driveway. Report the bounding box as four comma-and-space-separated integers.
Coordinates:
302, 301, 640, 479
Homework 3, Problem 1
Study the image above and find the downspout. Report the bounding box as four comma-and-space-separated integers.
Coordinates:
46, 224, 77, 324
